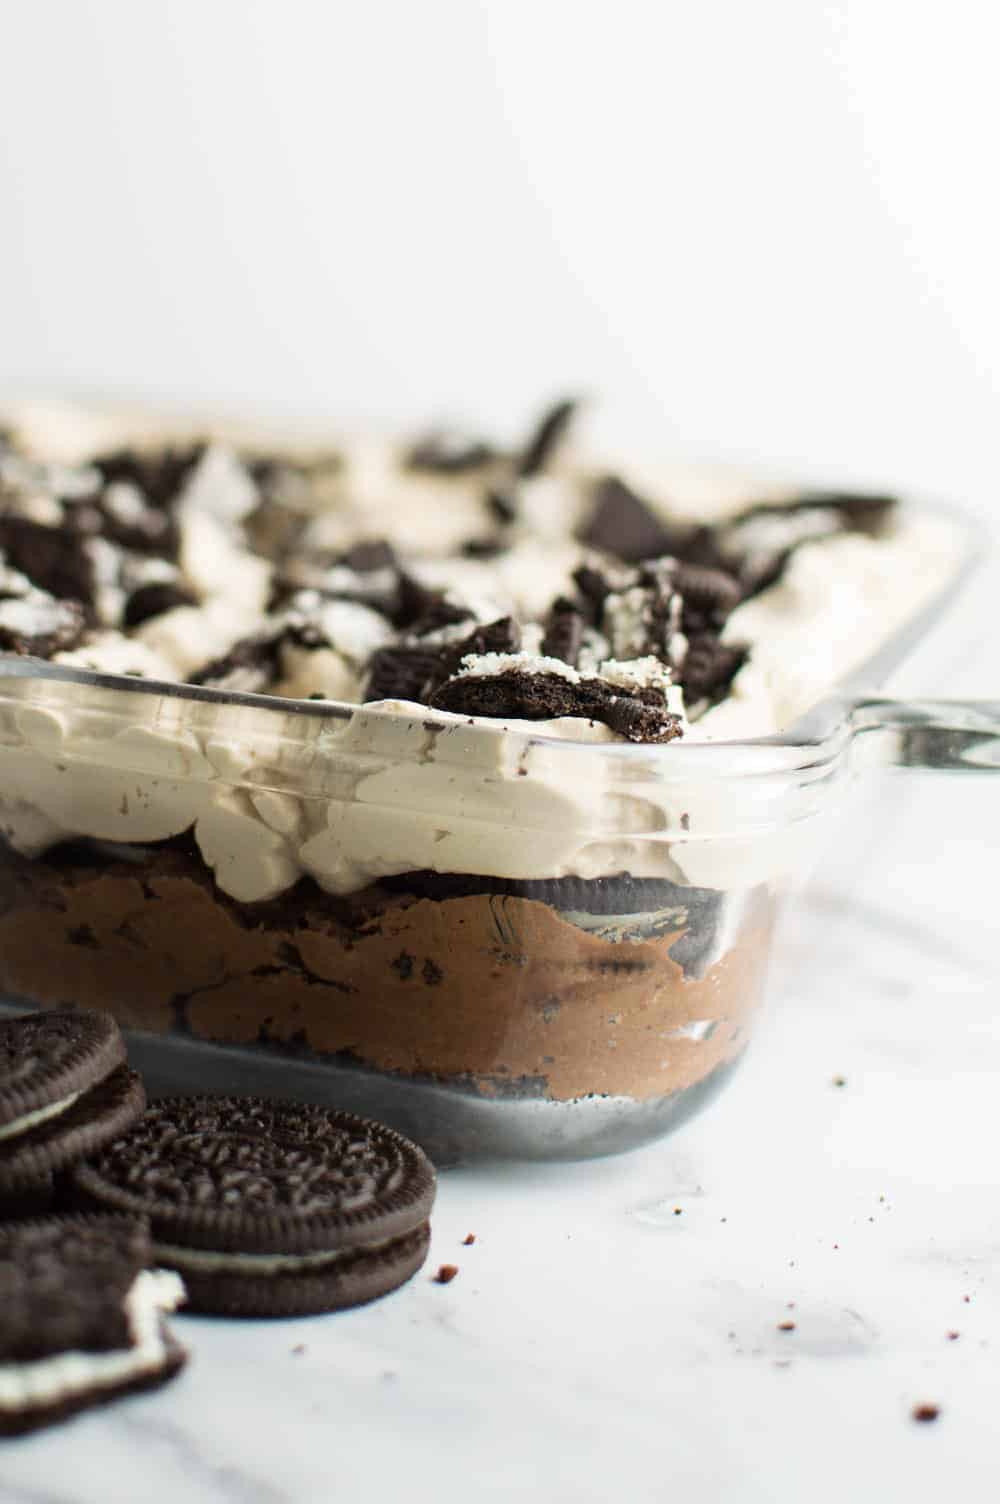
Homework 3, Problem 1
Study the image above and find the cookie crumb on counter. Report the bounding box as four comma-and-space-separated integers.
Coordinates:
462, 1234, 476, 1246
911, 1404, 940, 1424
434, 1264, 459, 1285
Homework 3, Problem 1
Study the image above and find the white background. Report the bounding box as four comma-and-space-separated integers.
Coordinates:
0, 0, 998, 509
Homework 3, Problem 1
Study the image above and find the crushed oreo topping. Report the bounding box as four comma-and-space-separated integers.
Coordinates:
0, 595, 86, 657
0, 516, 96, 608
430, 666, 682, 744
122, 581, 198, 629
364, 644, 449, 704
394, 574, 471, 634
486, 488, 518, 525
579, 475, 676, 563
541, 599, 584, 667
189, 631, 286, 694
93, 443, 205, 511
0, 398, 905, 736
365, 616, 521, 703
680, 635, 749, 704
517, 398, 579, 479
669, 563, 742, 625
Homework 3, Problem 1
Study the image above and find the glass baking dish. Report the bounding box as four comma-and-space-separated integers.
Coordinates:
0, 493, 992, 1163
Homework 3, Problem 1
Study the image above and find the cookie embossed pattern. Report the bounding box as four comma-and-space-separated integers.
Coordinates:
0, 400, 988, 1160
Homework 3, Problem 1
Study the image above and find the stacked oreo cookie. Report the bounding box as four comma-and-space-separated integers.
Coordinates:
1, 1006, 437, 1437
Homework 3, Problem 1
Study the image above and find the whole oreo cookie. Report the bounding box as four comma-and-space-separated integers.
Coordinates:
70, 1096, 436, 1317
0, 1009, 146, 1195
0, 1215, 187, 1437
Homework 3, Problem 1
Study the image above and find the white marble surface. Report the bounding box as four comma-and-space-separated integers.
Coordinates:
2, 774, 999, 1501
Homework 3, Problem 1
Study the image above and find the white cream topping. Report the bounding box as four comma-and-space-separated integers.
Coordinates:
0, 504, 963, 897
0, 1269, 185, 1412
691, 513, 964, 741
152, 1234, 397, 1275
0, 406, 967, 897
55, 631, 177, 681
0, 1089, 82, 1142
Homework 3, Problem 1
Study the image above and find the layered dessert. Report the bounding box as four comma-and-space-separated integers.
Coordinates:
0, 400, 962, 1153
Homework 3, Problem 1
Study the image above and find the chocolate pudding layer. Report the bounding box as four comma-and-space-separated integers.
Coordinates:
0, 836, 774, 1106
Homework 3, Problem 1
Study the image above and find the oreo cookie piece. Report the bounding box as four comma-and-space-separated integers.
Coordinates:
0, 1174, 57, 1224
541, 599, 584, 667
188, 630, 284, 694
365, 643, 449, 703
365, 617, 521, 703
0, 594, 86, 657
0, 1215, 186, 1437
579, 475, 677, 563
0, 1009, 146, 1195
393, 573, 471, 633
70, 1097, 436, 1317
122, 580, 198, 629
669, 563, 742, 633
93, 443, 205, 511
0, 515, 95, 608
429, 666, 683, 744
517, 397, 578, 478
680, 634, 749, 704
97, 481, 179, 557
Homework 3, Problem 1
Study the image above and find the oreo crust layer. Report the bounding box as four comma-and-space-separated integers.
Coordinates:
0, 836, 774, 1105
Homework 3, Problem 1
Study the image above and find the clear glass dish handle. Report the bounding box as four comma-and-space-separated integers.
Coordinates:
845, 698, 1000, 772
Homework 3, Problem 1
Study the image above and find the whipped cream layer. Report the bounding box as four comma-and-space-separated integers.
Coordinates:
0, 402, 967, 897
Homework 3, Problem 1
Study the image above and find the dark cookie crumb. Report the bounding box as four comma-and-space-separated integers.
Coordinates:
434, 1264, 459, 1284
0, 517, 96, 609
461, 537, 507, 560
541, 599, 584, 667
365, 617, 520, 704
93, 443, 206, 510
579, 475, 675, 563
393, 574, 470, 633
0, 596, 86, 658
462, 1234, 476, 1246
122, 581, 197, 629
486, 488, 518, 525
911, 1404, 940, 1423
190, 632, 285, 694
680, 635, 748, 703
341, 539, 397, 573
517, 397, 578, 478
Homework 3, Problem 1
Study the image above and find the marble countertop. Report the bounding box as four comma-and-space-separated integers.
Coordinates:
3, 773, 999, 1502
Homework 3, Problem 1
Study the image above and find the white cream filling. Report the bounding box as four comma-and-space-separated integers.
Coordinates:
152, 1234, 396, 1276
0, 1269, 185, 1412
0, 1089, 82, 1143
